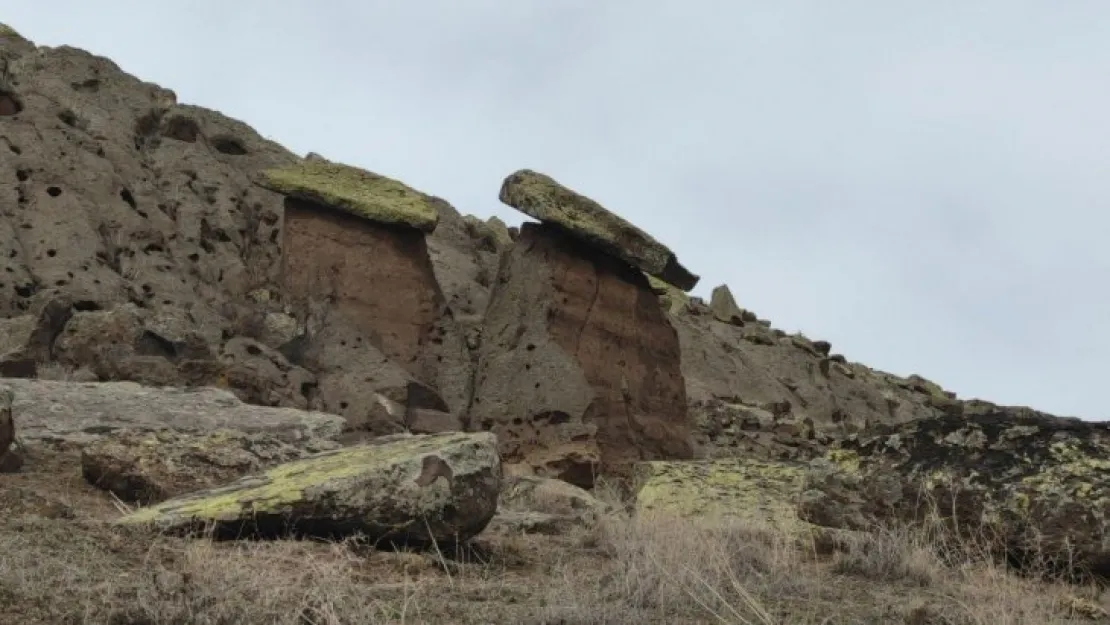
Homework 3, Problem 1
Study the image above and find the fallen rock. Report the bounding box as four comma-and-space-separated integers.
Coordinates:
797, 406, 1110, 580
116, 431, 502, 545
82, 429, 341, 504
257, 159, 439, 232
0, 295, 73, 377
490, 474, 611, 535
499, 169, 699, 291
469, 222, 692, 488
405, 408, 462, 434
2, 378, 344, 446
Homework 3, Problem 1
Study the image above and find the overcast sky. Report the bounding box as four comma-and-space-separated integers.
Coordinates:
7, 3, 1109, 420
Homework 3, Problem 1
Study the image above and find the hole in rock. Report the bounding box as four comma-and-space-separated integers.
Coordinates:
211, 135, 247, 155
46, 186, 62, 197
162, 115, 199, 143
119, 188, 137, 210
0, 92, 21, 116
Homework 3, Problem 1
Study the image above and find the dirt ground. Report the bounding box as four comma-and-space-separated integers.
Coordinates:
2, 443, 1109, 625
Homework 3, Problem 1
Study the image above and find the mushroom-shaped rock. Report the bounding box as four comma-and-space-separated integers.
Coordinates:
116, 431, 502, 544
499, 169, 699, 291
258, 160, 439, 232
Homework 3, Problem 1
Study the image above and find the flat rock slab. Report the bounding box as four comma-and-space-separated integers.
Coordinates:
1, 378, 345, 446
634, 459, 813, 529
116, 431, 502, 545
499, 169, 699, 291
258, 159, 439, 232
82, 429, 343, 504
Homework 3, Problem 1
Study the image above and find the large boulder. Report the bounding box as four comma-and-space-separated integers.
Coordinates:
468, 222, 691, 488
499, 169, 699, 291
797, 405, 1110, 579
116, 431, 502, 545
3, 378, 344, 446
81, 428, 341, 504
490, 474, 612, 535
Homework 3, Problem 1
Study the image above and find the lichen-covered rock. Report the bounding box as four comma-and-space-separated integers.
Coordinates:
81, 429, 340, 504
798, 406, 1110, 579
116, 431, 502, 545
633, 459, 812, 530
499, 169, 699, 291
258, 160, 439, 232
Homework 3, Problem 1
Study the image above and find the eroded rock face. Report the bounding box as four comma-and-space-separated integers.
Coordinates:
281, 196, 472, 415
116, 431, 502, 545
469, 222, 690, 487
665, 302, 948, 461
798, 405, 1110, 580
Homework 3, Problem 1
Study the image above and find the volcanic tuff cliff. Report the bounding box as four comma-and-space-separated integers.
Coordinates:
0, 24, 1071, 483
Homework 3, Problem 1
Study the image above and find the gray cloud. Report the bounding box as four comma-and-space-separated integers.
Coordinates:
8, 2, 1110, 418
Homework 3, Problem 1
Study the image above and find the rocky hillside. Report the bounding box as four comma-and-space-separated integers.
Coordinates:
0, 24, 1068, 485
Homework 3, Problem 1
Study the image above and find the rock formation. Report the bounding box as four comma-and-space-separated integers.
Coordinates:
470, 172, 696, 487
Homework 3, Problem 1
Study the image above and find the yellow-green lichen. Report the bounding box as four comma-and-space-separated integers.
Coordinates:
499, 169, 671, 276
117, 432, 486, 526
824, 449, 862, 473
0, 23, 22, 39
646, 273, 688, 313
258, 160, 439, 232
633, 459, 813, 530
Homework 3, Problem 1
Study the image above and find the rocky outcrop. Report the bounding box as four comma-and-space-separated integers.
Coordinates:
260, 160, 473, 422
116, 431, 502, 545
664, 297, 953, 461
499, 169, 699, 291
0, 387, 19, 472
81, 428, 341, 504
797, 405, 1110, 580
470, 222, 691, 487
2, 378, 344, 446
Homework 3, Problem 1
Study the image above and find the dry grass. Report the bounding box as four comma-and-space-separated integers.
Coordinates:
1, 450, 1108, 624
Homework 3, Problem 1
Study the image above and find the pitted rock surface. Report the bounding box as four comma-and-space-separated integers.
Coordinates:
469, 222, 690, 487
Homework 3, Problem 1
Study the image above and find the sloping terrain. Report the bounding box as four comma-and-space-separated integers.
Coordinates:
2, 22, 1109, 625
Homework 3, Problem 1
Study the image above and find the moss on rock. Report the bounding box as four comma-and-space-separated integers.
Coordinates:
258, 160, 439, 232
117, 431, 501, 544
499, 169, 699, 291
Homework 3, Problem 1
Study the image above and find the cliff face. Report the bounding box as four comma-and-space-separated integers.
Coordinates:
0, 25, 1069, 486
470, 223, 689, 487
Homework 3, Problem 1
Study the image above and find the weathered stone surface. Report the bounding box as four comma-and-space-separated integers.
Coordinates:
666, 302, 949, 461
258, 160, 439, 232
634, 459, 811, 529
1, 378, 344, 445
116, 431, 502, 545
405, 408, 462, 435
708, 284, 755, 326
82, 428, 341, 504
281, 192, 472, 415
469, 223, 691, 488
499, 169, 699, 291
798, 406, 1110, 579
489, 474, 611, 535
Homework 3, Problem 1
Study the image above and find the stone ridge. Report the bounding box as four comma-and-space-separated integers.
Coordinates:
258, 160, 440, 232
499, 169, 700, 291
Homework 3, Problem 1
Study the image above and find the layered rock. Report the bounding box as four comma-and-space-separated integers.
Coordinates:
117, 431, 502, 545
798, 405, 1110, 580
470, 216, 691, 487
258, 159, 473, 428
499, 169, 699, 291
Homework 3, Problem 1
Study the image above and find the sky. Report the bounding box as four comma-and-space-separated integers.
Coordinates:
6, 2, 1109, 420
